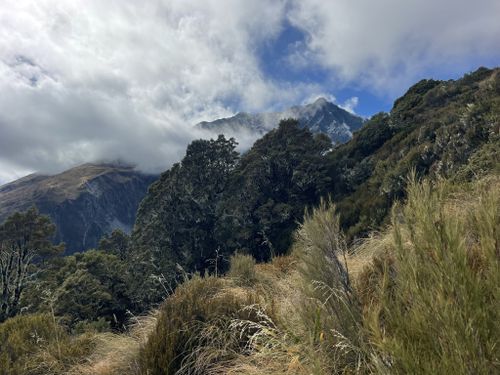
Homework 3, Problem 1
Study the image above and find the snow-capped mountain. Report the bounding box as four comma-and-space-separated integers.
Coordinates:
197, 98, 365, 144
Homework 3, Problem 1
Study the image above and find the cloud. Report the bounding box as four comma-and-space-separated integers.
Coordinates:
339, 97, 359, 115
287, 0, 500, 94
0, 0, 296, 181
1, 0, 499, 184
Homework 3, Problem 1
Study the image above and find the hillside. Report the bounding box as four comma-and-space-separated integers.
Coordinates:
0, 163, 156, 252
129, 67, 499, 309
0, 67, 498, 375
197, 97, 364, 144
324, 66, 500, 237
2, 174, 497, 374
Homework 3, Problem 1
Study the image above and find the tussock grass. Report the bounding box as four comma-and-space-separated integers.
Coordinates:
0, 313, 96, 375
140, 275, 257, 375
292, 198, 371, 374
141, 273, 304, 375
228, 253, 257, 286
10, 174, 497, 374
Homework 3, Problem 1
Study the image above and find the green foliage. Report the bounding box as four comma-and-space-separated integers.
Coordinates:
453, 138, 500, 182
130, 135, 239, 308
0, 207, 64, 322
228, 253, 257, 286
53, 250, 132, 329
98, 229, 131, 260
365, 176, 500, 373
325, 67, 500, 239
21, 250, 132, 329
216, 119, 332, 261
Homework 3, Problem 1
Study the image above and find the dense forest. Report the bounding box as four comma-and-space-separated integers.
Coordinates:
0, 67, 499, 374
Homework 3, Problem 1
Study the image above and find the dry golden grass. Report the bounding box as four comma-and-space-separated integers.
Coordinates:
68, 313, 158, 375
33, 174, 498, 375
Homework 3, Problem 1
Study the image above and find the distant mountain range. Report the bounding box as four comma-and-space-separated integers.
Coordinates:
197, 97, 365, 144
0, 163, 156, 252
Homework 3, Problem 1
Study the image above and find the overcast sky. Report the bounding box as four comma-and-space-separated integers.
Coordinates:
1, 0, 499, 184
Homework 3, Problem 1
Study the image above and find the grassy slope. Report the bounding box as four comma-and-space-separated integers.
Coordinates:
1, 67, 498, 374
5, 173, 496, 374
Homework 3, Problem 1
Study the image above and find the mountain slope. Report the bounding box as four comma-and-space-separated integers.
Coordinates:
132, 67, 499, 291
324, 67, 500, 238
0, 163, 156, 252
197, 97, 364, 144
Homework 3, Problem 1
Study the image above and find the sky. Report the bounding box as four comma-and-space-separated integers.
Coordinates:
1, 0, 499, 184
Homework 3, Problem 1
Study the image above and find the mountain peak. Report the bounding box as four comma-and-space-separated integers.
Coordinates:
197, 99, 364, 144
311, 97, 329, 106
0, 163, 157, 252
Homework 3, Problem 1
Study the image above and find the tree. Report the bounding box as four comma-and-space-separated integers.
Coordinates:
215, 119, 332, 261
0, 207, 63, 321
129, 135, 239, 308
98, 229, 131, 260
52, 250, 132, 328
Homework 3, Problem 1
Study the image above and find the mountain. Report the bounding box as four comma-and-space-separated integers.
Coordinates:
131, 67, 500, 294
324, 66, 500, 238
0, 163, 156, 252
197, 97, 364, 144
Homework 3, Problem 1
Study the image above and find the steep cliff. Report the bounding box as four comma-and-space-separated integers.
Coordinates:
0, 163, 156, 252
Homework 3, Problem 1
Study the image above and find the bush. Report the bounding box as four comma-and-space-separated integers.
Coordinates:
366, 176, 500, 373
0, 313, 95, 375
140, 275, 258, 375
228, 253, 257, 286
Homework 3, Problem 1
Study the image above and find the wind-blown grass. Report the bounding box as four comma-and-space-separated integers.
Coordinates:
365, 176, 500, 373
4, 175, 497, 374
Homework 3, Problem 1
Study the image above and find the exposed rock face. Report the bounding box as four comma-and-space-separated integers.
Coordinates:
0, 163, 156, 253
197, 97, 365, 144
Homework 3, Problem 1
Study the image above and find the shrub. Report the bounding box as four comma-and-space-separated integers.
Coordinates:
367, 176, 500, 373
140, 275, 258, 375
228, 253, 257, 286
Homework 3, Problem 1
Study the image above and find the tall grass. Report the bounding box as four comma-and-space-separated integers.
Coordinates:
292, 176, 499, 374
228, 253, 257, 286
293, 198, 371, 373
0, 313, 96, 375
366, 176, 500, 373
140, 275, 258, 375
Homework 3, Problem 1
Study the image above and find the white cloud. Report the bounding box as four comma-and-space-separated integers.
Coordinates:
287, 0, 500, 94
1, 0, 499, 183
0, 0, 295, 180
339, 97, 359, 115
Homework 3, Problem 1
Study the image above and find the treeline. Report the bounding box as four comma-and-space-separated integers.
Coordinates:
0, 66, 499, 332
126, 66, 500, 311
